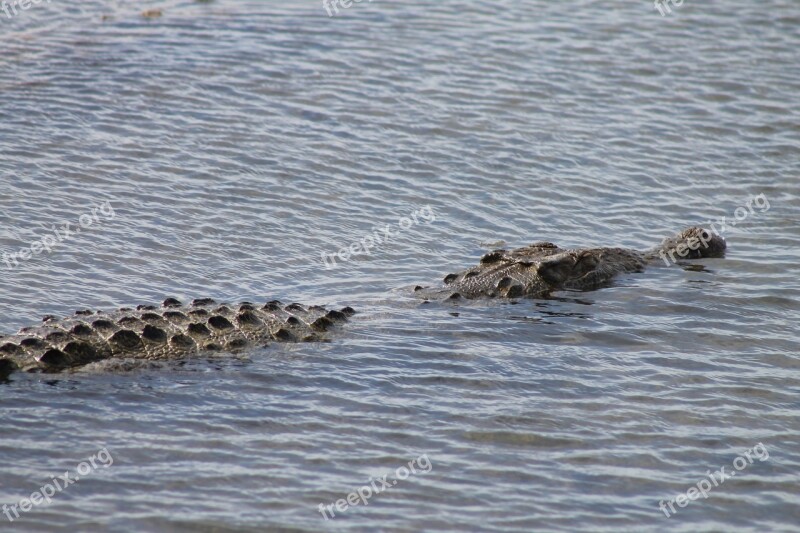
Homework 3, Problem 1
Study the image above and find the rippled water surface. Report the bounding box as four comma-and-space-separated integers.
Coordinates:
1, 1, 799, 531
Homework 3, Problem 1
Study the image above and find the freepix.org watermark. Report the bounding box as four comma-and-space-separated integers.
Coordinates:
658, 193, 770, 266
3, 447, 114, 523
1, 0, 50, 21
2, 200, 115, 270
658, 442, 769, 518
318, 453, 432, 520
323, 0, 372, 18
654, 0, 685, 17
321, 205, 436, 269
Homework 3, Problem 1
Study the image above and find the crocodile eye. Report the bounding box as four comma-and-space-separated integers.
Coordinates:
538, 252, 600, 285
536, 257, 574, 285
573, 252, 600, 276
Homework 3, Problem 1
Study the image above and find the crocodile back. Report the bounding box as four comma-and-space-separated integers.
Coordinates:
0, 298, 353, 376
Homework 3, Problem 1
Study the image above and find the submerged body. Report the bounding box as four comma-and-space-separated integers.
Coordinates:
416, 227, 726, 299
0, 227, 725, 378
0, 298, 354, 378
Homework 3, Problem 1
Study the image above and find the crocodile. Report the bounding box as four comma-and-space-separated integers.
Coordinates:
0, 227, 725, 379
414, 227, 726, 299
0, 298, 355, 378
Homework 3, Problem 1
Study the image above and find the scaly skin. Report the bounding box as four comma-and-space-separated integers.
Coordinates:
0, 228, 727, 378
0, 298, 354, 377
416, 227, 726, 299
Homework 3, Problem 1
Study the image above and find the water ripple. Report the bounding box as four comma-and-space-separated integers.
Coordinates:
1, 0, 799, 531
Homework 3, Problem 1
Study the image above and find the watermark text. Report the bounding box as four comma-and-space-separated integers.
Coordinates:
321, 205, 436, 269
659, 442, 769, 518
3, 200, 115, 271
318, 453, 432, 520
3, 447, 114, 523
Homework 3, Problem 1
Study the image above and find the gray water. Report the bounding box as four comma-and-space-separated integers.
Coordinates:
1, 1, 799, 531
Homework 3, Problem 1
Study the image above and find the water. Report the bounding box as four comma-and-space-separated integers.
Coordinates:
1, 0, 799, 531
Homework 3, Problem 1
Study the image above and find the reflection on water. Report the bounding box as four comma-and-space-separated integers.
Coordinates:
1, 0, 799, 531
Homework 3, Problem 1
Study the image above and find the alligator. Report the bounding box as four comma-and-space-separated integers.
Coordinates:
0, 227, 724, 379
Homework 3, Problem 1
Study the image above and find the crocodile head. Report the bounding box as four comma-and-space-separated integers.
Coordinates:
418, 226, 725, 300
419, 244, 646, 299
